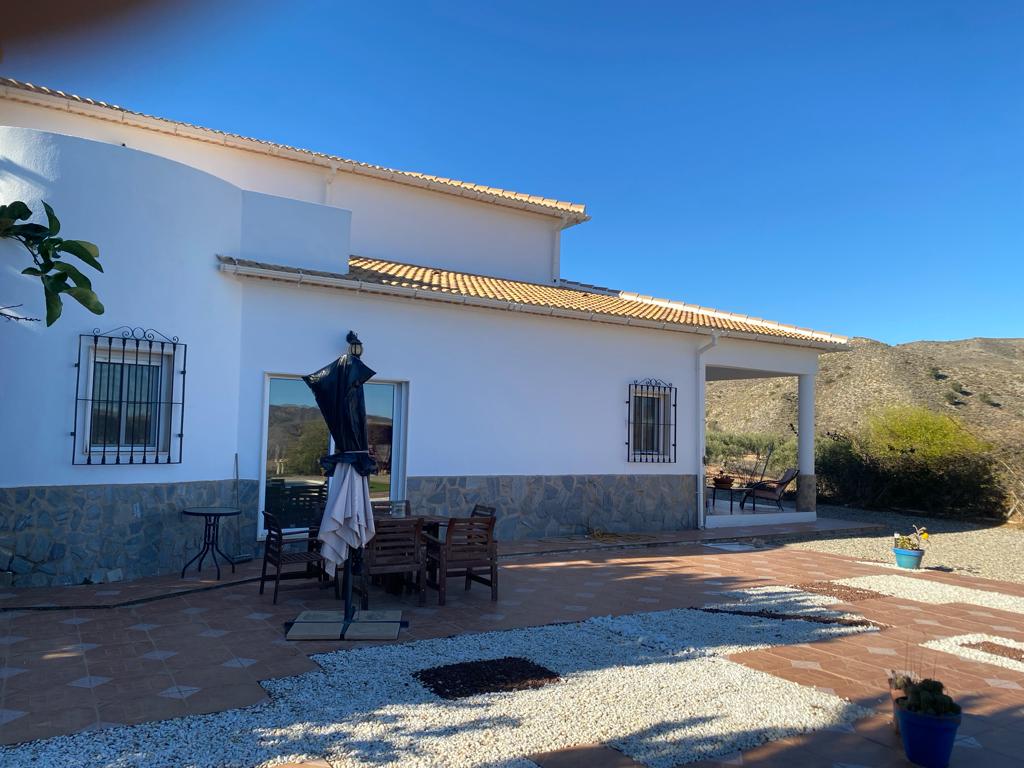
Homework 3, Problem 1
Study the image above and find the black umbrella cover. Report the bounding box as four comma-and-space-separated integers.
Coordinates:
303, 352, 378, 477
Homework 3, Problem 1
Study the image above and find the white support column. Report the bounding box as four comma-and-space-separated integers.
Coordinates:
695, 359, 708, 527
796, 373, 816, 513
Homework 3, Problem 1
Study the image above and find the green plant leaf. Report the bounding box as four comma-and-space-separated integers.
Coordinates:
41, 273, 70, 294
57, 240, 103, 272
10, 222, 50, 240
1, 201, 31, 222
42, 201, 60, 235
52, 261, 92, 290
44, 287, 63, 326
21, 267, 44, 276
64, 286, 104, 314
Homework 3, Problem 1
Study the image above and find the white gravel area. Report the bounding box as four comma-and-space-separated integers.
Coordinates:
785, 505, 1024, 584
922, 634, 1024, 674
0, 608, 874, 768
832, 575, 1024, 615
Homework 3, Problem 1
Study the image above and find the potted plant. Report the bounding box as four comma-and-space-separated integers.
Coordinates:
892, 526, 929, 569
887, 671, 917, 734
712, 473, 735, 489
895, 678, 961, 768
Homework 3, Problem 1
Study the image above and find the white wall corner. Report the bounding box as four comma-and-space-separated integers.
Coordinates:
240, 190, 352, 274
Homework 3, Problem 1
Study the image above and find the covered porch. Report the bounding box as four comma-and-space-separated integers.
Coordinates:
696, 338, 821, 530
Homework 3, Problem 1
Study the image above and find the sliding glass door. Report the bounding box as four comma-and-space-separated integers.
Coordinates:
261, 377, 404, 530
365, 382, 399, 499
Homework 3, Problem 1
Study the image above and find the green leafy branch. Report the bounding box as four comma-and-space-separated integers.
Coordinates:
1, 200, 104, 326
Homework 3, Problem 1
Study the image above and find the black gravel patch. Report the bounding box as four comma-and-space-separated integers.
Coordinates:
414, 656, 560, 699
698, 606, 883, 629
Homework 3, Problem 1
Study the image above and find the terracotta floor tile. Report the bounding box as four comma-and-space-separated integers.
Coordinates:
530, 744, 644, 767
0, 534, 1021, 764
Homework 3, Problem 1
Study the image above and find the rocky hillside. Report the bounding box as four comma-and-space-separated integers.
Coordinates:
706, 337, 1024, 453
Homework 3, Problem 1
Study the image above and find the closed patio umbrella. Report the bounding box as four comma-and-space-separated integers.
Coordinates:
303, 331, 378, 621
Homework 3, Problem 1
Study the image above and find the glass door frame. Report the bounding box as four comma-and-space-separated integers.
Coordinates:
256, 372, 407, 540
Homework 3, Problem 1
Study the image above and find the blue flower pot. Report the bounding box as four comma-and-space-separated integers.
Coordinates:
893, 547, 924, 569
896, 704, 960, 768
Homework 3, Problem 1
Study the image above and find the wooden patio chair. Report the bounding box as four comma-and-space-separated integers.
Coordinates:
357, 516, 426, 608
424, 516, 497, 606
259, 513, 338, 604
740, 467, 799, 512
470, 504, 496, 518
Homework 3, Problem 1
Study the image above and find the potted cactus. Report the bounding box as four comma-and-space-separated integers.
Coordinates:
892, 526, 929, 569
895, 678, 961, 768
887, 671, 917, 734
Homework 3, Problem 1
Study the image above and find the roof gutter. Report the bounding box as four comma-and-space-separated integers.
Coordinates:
216, 257, 849, 352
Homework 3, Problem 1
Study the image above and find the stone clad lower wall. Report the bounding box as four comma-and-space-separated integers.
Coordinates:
406, 474, 698, 541
0, 480, 259, 587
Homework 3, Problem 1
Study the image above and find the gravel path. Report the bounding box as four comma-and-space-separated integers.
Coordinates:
0, 598, 874, 768
785, 505, 1024, 584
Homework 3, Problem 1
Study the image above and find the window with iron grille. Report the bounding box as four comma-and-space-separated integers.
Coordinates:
72, 327, 186, 464
626, 379, 676, 462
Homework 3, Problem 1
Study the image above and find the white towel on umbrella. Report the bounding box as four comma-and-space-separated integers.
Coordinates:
318, 462, 375, 574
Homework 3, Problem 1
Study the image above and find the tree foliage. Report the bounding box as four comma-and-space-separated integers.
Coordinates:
1, 200, 104, 325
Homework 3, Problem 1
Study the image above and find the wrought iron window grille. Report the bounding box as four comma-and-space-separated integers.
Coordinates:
626, 379, 677, 463
71, 326, 186, 465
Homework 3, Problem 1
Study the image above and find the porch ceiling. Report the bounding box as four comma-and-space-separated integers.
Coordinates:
706, 365, 798, 381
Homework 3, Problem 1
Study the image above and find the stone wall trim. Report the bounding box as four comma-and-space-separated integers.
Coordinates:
407, 474, 698, 541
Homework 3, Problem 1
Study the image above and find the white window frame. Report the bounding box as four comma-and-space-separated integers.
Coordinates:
631, 390, 673, 459
83, 345, 175, 458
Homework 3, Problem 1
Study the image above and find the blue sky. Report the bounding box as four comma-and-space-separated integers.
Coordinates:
4, 1, 1022, 344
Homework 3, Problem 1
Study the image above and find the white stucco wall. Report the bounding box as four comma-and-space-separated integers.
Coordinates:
0, 101, 564, 283
703, 338, 819, 377
233, 279, 703, 482
0, 126, 823, 505
0, 128, 348, 488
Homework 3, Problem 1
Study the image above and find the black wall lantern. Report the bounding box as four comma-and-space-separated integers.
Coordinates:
346, 330, 363, 358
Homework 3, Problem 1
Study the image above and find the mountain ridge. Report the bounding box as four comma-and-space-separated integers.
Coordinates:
706, 336, 1024, 455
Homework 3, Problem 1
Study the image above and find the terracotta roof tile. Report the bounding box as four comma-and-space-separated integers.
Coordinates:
221, 255, 845, 346
218, 256, 847, 346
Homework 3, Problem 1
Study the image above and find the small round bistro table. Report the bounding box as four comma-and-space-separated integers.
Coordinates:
180, 507, 239, 580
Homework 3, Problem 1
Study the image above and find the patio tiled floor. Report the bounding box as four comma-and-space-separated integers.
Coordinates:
1, 527, 1023, 766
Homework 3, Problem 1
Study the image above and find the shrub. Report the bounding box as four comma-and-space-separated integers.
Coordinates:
816, 407, 1005, 518
943, 391, 962, 406
979, 393, 1001, 408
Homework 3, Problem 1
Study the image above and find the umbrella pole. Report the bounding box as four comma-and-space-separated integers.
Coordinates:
343, 556, 355, 625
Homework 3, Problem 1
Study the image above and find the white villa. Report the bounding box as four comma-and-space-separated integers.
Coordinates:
0, 78, 847, 586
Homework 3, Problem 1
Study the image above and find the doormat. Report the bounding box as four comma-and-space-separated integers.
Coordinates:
702, 542, 758, 552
